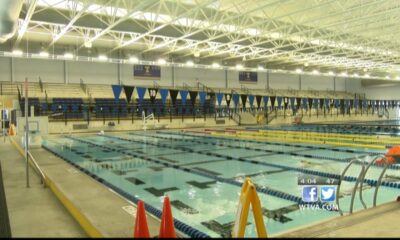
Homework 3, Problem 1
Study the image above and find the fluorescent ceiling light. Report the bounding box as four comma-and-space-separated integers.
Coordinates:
39, 51, 49, 57
364, 74, 370, 78
385, 76, 390, 79
304, 62, 309, 67
328, 71, 334, 75
129, 56, 139, 63
295, 68, 302, 73
341, 72, 348, 77
64, 52, 74, 59
12, 49, 23, 56
194, 51, 200, 57
312, 69, 319, 75
84, 41, 92, 48
258, 66, 264, 71
98, 55, 108, 61
158, 58, 166, 65
236, 64, 243, 70
212, 62, 220, 68
186, 60, 194, 66
353, 73, 359, 77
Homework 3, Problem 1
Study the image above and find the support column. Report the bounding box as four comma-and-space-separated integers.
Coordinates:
10, 58, 15, 83
225, 69, 228, 89
266, 71, 270, 90
117, 62, 121, 85
63, 60, 69, 84
298, 74, 302, 90
333, 76, 336, 92
172, 66, 175, 87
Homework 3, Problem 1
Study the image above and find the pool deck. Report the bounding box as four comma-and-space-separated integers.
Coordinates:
5, 136, 170, 238
276, 200, 400, 238
0, 140, 86, 237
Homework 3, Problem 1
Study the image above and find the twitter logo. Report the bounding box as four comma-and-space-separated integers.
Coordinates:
320, 186, 336, 202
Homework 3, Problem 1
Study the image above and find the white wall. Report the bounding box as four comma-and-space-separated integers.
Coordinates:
347, 78, 400, 100
0, 56, 350, 94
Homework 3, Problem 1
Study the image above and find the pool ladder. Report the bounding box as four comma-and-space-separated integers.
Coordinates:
336, 154, 390, 216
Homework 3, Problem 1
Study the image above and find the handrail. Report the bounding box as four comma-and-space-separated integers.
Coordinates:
232, 112, 241, 125
27, 151, 46, 188
358, 155, 384, 209
336, 158, 366, 216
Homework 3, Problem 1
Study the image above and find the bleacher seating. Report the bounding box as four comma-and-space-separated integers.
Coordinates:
94, 98, 128, 118
51, 98, 84, 119
20, 98, 41, 117
45, 83, 85, 98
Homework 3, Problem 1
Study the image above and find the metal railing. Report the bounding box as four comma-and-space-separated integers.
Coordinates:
27, 151, 47, 188
336, 154, 391, 216
232, 112, 241, 125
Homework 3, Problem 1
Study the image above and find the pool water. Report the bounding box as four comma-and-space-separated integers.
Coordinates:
42, 130, 400, 237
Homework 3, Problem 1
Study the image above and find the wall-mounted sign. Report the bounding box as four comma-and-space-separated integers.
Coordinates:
133, 65, 161, 80
239, 71, 257, 83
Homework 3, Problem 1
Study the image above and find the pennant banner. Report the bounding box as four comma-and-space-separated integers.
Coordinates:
319, 98, 324, 109
325, 98, 330, 109
263, 96, 269, 107
225, 94, 232, 107
241, 94, 248, 108
296, 97, 301, 110
277, 96, 283, 109
169, 90, 179, 106
335, 99, 340, 108
313, 98, 318, 109
354, 99, 359, 109
199, 91, 207, 106
290, 97, 296, 111
123, 85, 134, 103
180, 90, 189, 106
136, 87, 147, 104
302, 98, 308, 109
148, 88, 158, 104
256, 95, 262, 109
248, 95, 255, 107
112, 85, 122, 102
159, 89, 169, 106
216, 92, 224, 106
233, 94, 240, 107
270, 96, 276, 107
283, 97, 289, 109
189, 91, 198, 106
308, 98, 313, 109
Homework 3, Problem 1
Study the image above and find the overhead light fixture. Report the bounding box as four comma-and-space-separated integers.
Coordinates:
242, 56, 246, 61
312, 69, 319, 75
98, 55, 108, 61
385, 76, 390, 79
84, 41, 92, 48
12, 49, 23, 56
258, 66, 264, 71
353, 73, 359, 77
396, 76, 400, 80
304, 62, 309, 67
341, 72, 348, 77
39, 51, 49, 57
129, 56, 139, 63
194, 51, 200, 58
186, 60, 194, 66
236, 64, 243, 70
363, 68, 368, 72
364, 73, 370, 78
212, 62, 220, 68
64, 52, 74, 59
158, 58, 166, 65
295, 68, 302, 73
328, 71, 334, 75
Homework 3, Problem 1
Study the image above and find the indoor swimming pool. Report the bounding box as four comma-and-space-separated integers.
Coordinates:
41, 130, 400, 237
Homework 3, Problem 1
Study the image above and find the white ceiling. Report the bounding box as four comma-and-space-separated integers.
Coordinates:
5, 0, 400, 78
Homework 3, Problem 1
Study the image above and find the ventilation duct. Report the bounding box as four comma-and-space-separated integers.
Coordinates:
0, 0, 24, 43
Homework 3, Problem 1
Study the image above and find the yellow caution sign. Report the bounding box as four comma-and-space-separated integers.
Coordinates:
232, 177, 267, 238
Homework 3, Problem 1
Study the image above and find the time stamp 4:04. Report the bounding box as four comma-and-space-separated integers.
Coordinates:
297, 175, 339, 186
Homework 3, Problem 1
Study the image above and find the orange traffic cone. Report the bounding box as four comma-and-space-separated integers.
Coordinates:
133, 201, 150, 238
158, 196, 176, 238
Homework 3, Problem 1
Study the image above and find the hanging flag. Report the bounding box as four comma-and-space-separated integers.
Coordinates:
256, 95, 262, 109
198, 91, 207, 106
233, 93, 240, 107
335, 99, 340, 108
283, 97, 289, 109
277, 96, 283, 109
179, 90, 189, 106
324, 99, 329, 109
148, 88, 158, 104
248, 95, 255, 108
112, 85, 122, 101
263, 96, 269, 108
225, 93, 232, 107
189, 91, 198, 106
308, 98, 313, 109
296, 97, 301, 110
354, 99, 359, 109
302, 98, 308, 110
159, 89, 169, 106
270, 96, 276, 108
216, 92, 224, 106
290, 97, 295, 112
169, 90, 179, 106
350, 99, 354, 109
123, 86, 134, 103
319, 98, 324, 109
313, 98, 318, 109
241, 94, 248, 108
136, 87, 147, 104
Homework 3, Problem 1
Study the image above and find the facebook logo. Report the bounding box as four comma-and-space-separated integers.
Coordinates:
320, 186, 336, 202
302, 186, 318, 202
